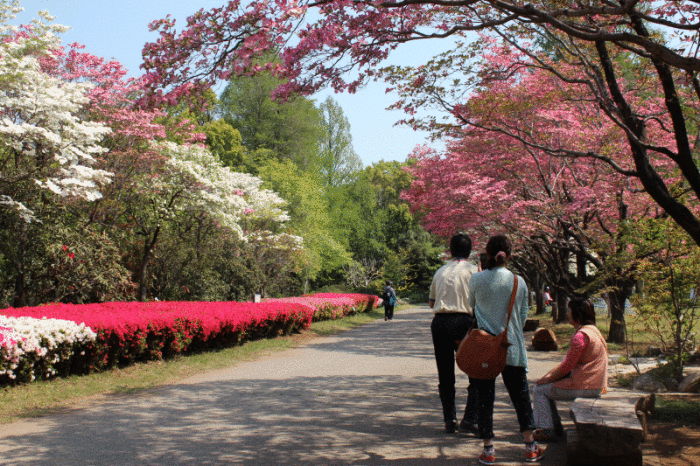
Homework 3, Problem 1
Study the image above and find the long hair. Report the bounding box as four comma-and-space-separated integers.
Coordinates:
485, 235, 511, 269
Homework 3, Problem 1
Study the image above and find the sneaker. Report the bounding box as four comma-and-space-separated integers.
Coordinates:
478, 448, 496, 465
525, 443, 544, 462
458, 420, 479, 435
444, 419, 457, 433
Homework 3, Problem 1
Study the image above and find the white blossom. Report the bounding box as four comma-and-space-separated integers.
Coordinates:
0, 1, 113, 221
0, 314, 96, 382
154, 142, 301, 248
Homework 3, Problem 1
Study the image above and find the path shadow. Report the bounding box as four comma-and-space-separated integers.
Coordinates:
0, 306, 567, 466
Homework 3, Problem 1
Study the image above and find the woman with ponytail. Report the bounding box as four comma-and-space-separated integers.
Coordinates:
467, 235, 543, 465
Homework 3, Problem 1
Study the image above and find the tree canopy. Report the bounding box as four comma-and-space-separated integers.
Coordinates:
140, 0, 700, 250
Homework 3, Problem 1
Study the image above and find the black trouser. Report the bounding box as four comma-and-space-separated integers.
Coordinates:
430, 313, 478, 423
471, 365, 536, 439
384, 305, 394, 319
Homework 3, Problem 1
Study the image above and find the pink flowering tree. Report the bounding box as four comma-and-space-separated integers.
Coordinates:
140, 0, 700, 251
402, 50, 663, 341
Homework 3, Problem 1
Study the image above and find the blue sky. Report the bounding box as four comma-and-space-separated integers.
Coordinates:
13, 0, 453, 167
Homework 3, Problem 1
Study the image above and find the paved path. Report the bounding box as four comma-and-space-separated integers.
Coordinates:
0, 306, 569, 466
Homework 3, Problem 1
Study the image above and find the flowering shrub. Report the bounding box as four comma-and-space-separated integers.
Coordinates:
0, 293, 378, 386
266, 293, 380, 321
265, 296, 355, 321
0, 316, 96, 384
309, 293, 380, 314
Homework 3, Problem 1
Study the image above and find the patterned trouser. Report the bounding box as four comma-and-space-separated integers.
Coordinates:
532, 383, 602, 431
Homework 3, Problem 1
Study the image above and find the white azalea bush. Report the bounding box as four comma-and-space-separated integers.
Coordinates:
0, 315, 96, 384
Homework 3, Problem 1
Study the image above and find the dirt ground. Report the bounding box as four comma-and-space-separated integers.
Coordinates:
637, 393, 700, 466
643, 420, 700, 466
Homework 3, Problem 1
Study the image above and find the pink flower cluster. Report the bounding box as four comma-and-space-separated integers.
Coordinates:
311, 293, 380, 312
0, 326, 17, 349
267, 295, 356, 322
0, 293, 379, 385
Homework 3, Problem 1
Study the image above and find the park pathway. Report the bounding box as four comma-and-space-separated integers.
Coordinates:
0, 306, 567, 466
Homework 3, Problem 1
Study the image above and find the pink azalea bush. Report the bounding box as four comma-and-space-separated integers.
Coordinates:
0, 293, 379, 385
310, 293, 380, 314
267, 295, 355, 321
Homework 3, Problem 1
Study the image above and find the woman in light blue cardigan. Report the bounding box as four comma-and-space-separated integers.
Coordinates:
467, 235, 543, 465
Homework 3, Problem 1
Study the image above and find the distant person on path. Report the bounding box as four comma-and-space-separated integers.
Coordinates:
468, 235, 543, 465
543, 287, 553, 306
382, 280, 397, 321
429, 233, 479, 434
532, 298, 608, 442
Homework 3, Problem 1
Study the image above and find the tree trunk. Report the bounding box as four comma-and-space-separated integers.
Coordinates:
531, 273, 545, 315
12, 229, 27, 308
137, 227, 161, 302
13, 268, 26, 308
606, 287, 627, 344
555, 291, 568, 323
674, 305, 684, 381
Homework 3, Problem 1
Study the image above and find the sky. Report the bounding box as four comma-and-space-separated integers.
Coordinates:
12, 0, 455, 167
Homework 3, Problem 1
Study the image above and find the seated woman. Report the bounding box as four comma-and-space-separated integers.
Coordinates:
532, 298, 608, 441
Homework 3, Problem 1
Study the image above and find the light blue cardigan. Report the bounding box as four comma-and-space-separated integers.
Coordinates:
468, 267, 530, 369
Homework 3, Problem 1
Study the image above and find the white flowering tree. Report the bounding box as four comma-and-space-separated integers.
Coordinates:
0, 1, 113, 306
0, 2, 306, 305
0, 1, 112, 222
129, 142, 303, 301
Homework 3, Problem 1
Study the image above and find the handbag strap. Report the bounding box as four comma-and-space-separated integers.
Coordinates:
504, 274, 518, 329
465, 273, 519, 332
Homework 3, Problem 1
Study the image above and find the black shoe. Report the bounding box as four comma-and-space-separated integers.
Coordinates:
445, 419, 457, 433
459, 420, 479, 435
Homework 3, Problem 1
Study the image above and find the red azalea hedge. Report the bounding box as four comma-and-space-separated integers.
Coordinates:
0, 293, 379, 379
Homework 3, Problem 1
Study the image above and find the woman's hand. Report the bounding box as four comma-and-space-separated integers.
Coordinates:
536, 368, 558, 385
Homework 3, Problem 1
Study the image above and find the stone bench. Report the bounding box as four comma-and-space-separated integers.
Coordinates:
565, 390, 647, 466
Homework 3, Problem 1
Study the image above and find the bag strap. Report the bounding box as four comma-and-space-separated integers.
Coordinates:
504, 274, 518, 329
466, 274, 519, 332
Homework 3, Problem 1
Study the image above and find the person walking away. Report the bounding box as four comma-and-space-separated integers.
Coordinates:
532, 298, 608, 441
468, 235, 543, 465
429, 233, 479, 434
382, 280, 397, 321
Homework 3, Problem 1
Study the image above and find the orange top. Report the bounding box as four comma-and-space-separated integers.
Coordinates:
554, 325, 608, 390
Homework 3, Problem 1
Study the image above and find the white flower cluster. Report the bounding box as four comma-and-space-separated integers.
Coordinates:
248, 231, 305, 250
156, 142, 298, 242
0, 314, 96, 382
0, 1, 112, 222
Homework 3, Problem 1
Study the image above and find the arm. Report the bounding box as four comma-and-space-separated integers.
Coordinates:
536, 331, 589, 385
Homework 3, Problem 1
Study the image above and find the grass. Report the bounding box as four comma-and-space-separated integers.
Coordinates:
0, 306, 389, 425
653, 396, 700, 426
530, 307, 661, 357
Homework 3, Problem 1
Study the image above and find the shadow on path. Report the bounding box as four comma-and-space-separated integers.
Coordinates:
0, 306, 566, 466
